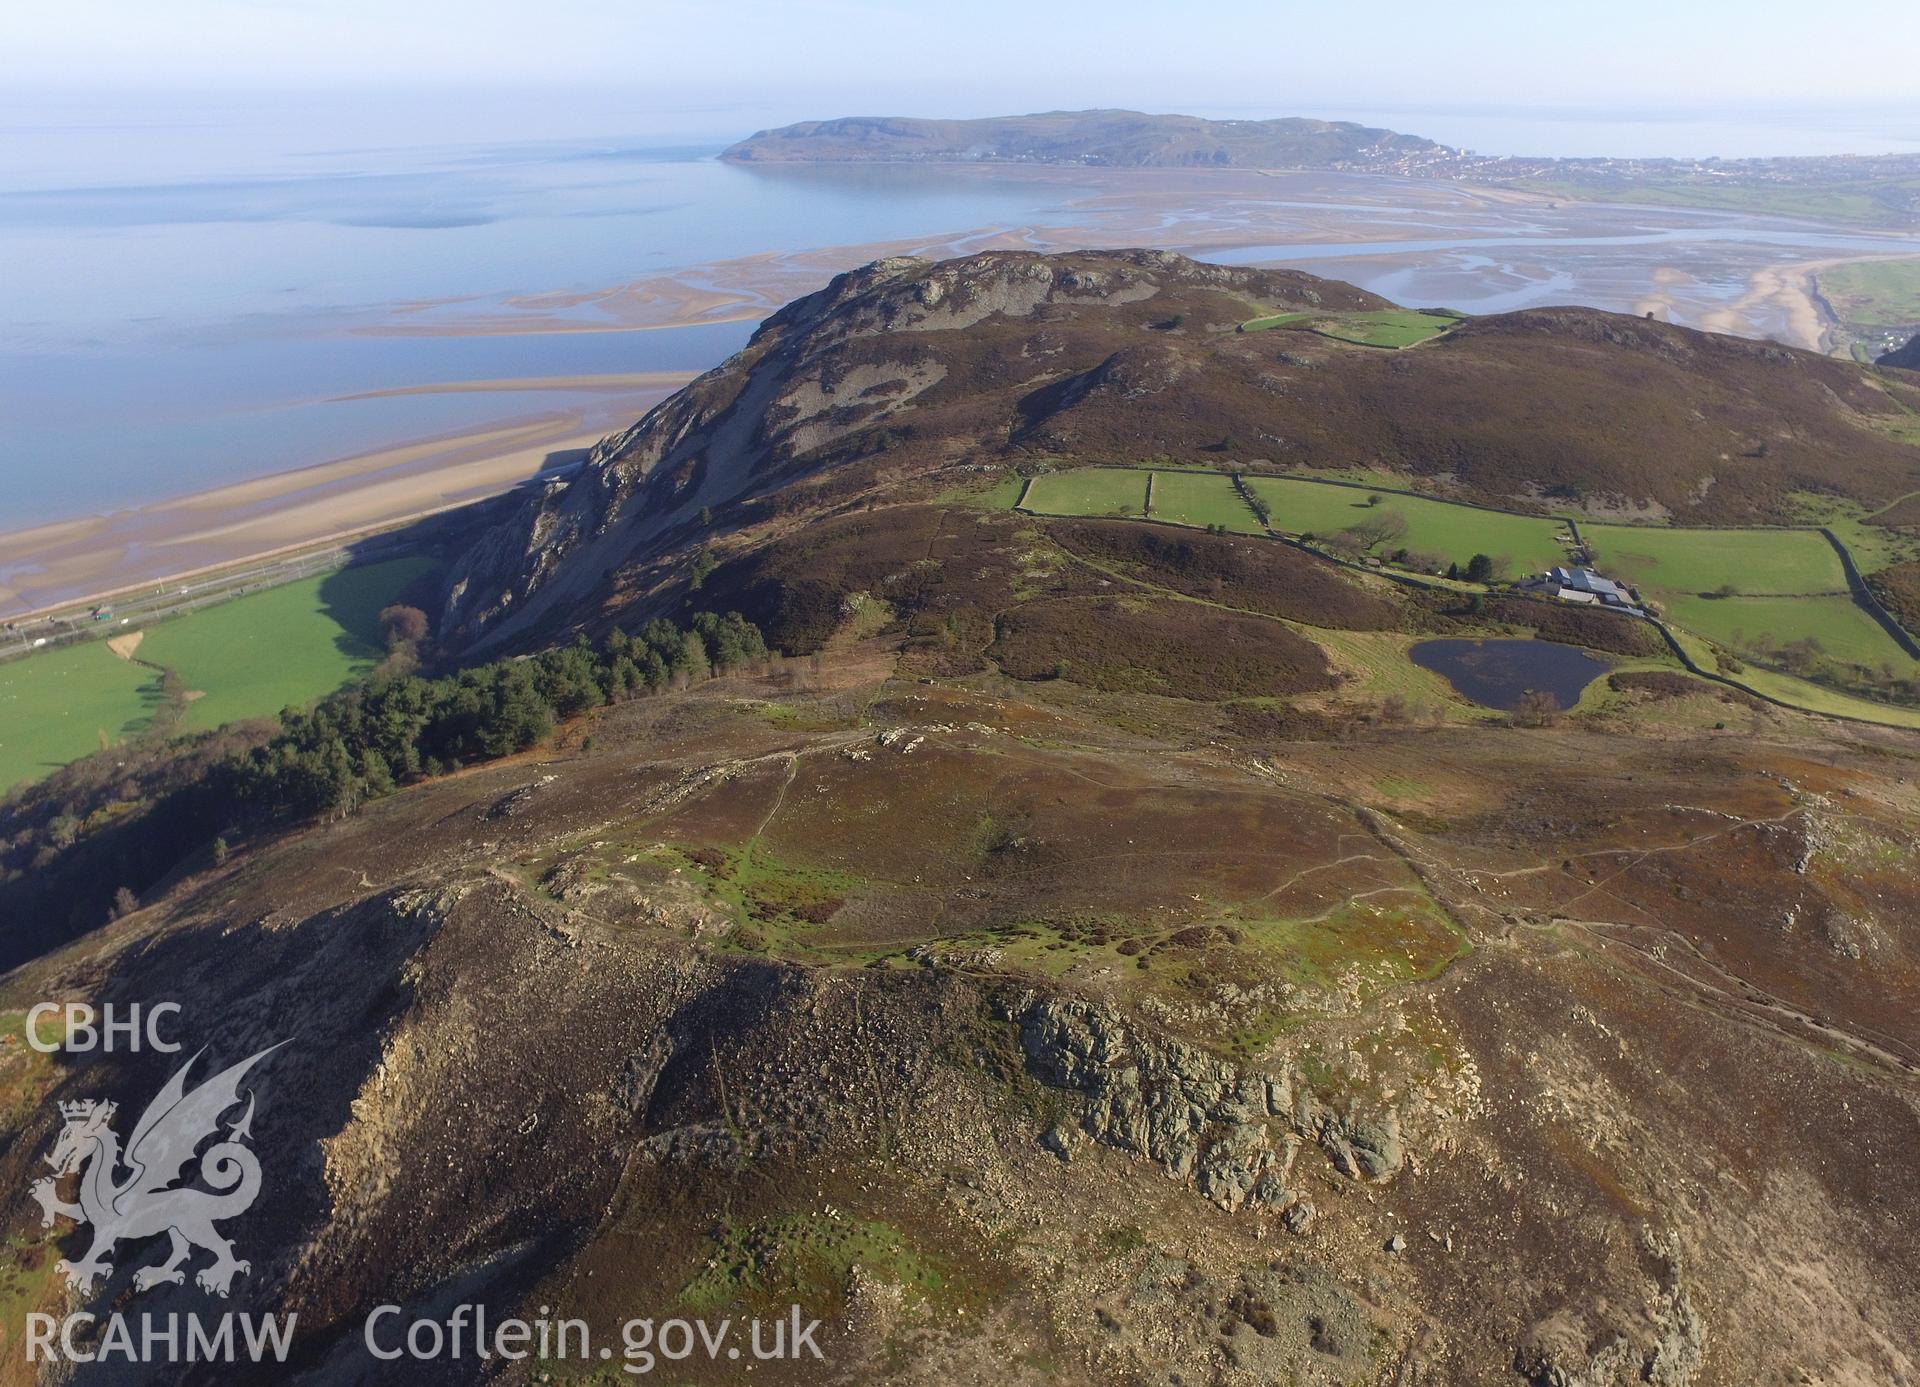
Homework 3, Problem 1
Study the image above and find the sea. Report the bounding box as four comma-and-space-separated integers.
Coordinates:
4, 97, 1919, 533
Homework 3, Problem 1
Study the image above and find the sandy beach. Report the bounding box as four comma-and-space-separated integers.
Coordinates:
0, 375, 691, 619
1700, 258, 1837, 350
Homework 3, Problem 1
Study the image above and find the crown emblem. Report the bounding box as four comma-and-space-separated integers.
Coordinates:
58, 1099, 114, 1121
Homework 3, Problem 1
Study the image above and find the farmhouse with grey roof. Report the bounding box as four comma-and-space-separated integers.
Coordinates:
1517, 566, 1644, 615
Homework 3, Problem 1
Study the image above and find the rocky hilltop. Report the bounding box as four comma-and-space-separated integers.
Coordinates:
4, 249, 1920, 1386
8, 512, 1919, 1384
722, 109, 1448, 170
441, 249, 1920, 651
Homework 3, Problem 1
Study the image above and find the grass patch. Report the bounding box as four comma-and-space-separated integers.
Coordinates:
1661, 592, 1920, 674
1242, 309, 1459, 348
1307, 629, 1494, 718
139, 558, 436, 732
901, 895, 1468, 1059
680, 1213, 949, 1318
0, 557, 433, 792
1144, 470, 1263, 531
1222, 898, 1468, 1053
943, 472, 1030, 509
1787, 492, 1920, 575
674, 842, 866, 953
1020, 468, 1148, 519
1583, 523, 1916, 694
0, 1010, 67, 1334
1245, 477, 1571, 574
1817, 258, 1920, 347
1525, 177, 1910, 227
1664, 626, 1920, 728
1241, 311, 1310, 333
1582, 524, 1843, 596
0, 641, 160, 792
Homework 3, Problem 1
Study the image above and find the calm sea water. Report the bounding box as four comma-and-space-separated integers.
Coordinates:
4, 100, 1918, 531
0, 121, 1093, 528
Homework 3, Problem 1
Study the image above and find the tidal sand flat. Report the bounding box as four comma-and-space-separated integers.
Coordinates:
0, 388, 681, 618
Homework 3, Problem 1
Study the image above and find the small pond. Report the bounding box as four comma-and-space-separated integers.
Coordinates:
1409, 638, 1611, 711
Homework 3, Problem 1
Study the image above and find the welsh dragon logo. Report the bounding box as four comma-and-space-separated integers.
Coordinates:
30, 1043, 283, 1298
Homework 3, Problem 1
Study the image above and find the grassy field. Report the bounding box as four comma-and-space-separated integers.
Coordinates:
1242, 309, 1459, 348
0, 557, 434, 792
139, 559, 434, 732
1302, 629, 1498, 719
1527, 178, 1908, 228
1665, 625, 1920, 729
1661, 592, 1920, 673
1010, 467, 1920, 723
0, 643, 156, 793
1021, 469, 1147, 519
1145, 470, 1263, 531
1246, 478, 1571, 573
1582, 523, 1845, 595
1789, 493, 1920, 575
1581, 522, 1918, 685
1816, 258, 1920, 347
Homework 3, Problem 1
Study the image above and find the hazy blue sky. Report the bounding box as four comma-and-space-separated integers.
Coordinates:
6, 0, 1920, 156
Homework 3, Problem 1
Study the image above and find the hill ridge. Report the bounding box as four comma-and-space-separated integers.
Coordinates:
436, 249, 1920, 654
722, 109, 1449, 170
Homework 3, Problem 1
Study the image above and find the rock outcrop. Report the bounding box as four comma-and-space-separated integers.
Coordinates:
1011, 994, 1409, 1211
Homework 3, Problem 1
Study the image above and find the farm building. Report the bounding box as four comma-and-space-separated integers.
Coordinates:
1518, 566, 1644, 614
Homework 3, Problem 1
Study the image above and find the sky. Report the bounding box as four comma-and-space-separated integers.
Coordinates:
6, 0, 1920, 157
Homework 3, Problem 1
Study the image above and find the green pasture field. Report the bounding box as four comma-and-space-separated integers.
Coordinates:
1009, 467, 1920, 722
0, 641, 157, 792
1527, 178, 1905, 227
0, 557, 434, 792
1816, 258, 1920, 341
1245, 477, 1571, 574
1241, 309, 1459, 348
1659, 592, 1920, 674
1145, 471, 1263, 531
1788, 493, 1920, 575
1582, 523, 1845, 596
138, 558, 435, 732
1020, 469, 1148, 518
1241, 312, 1310, 333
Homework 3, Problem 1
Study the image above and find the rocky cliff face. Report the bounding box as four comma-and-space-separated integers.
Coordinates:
437, 250, 1383, 646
